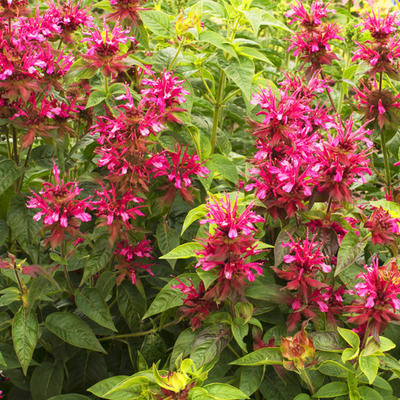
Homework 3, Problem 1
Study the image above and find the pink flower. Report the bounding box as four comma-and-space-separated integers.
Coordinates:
347, 258, 400, 339
26, 162, 92, 248
93, 184, 145, 243
285, 0, 335, 28
107, 0, 147, 24
147, 144, 209, 204
365, 206, 399, 245
114, 239, 154, 285
359, 10, 400, 43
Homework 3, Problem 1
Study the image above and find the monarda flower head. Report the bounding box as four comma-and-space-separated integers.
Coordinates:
364, 206, 399, 245
26, 162, 92, 248
107, 0, 147, 24
172, 279, 217, 330
347, 257, 400, 340
359, 10, 400, 44
285, 0, 335, 28
195, 194, 264, 302
354, 79, 400, 129
82, 21, 135, 76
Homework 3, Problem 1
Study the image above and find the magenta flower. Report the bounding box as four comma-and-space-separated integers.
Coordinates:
285, 0, 335, 28
107, 0, 147, 24
365, 206, 399, 245
140, 69, 190, 123
147, 144, 209, 204
347, 258, 400, 339
93, 184, 145, 243
82, 21, 135, 76
114, 239, 154, 285
359, 10, 399, 43
26, 162, 92, 248
195, 194, 264, 302
172, 279, 217, 330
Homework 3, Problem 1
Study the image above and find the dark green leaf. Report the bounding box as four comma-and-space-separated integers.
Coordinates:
335, 232, 366, 276
85, 90, 107, 108
170, 329, 197, 369
313, 382, 348, 398
156, 222, 180, 268
118, 281, 145, 330
0, 159, 21, 196
45, 312, 105, 353
30, 362, 64, 400
48, 395, 91, 400
75, 287, 116, 331
357, 386, 383, 400
12, 307, 38, 375
239, 366, 264, 396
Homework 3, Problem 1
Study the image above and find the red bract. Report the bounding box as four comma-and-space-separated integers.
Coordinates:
364, 206, 399, 245
285, 0, 335, 28
93, 184, 145, 243
114, 239, 154, 285
347, 258, 400, 339
147, 144, 209, 204
26, 162, 92, 248
172, 279, 217, 330
140, 69, 189, 123
315, 117, 372, 203
82, 21, 135, 76
108, 0, 146, 24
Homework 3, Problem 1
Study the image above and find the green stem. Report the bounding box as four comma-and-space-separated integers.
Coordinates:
61, 242, 74, 294
17, 144, 33, 193
210, 69, 226, 154
11, 126, 19, 164
300, 368, 315, 395
169, 39, 184, 70
99, 316, 184, 341
104, 76, 109, 97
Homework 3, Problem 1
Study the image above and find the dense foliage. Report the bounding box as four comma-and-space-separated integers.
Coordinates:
3, 0, 400, 399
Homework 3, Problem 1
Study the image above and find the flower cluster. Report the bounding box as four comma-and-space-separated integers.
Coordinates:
364, 206, 400, 245
286, 0, 343, 76
193, 194, 264, 303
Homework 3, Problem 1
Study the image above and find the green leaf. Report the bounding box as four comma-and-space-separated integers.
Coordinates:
143, 274, 198, 319
0, 219, 8, 246
379, 336, 396, 352
190, 387, 215, 400
75, 287, 117, 332
210, 154, 239, 184
309, 332, 344, 352
93, 0, 112, 11
30, 362, 64, 400
88, 376, 129, 398
342, 347, 359, 363
190, 324, 231, 368
156, 222, 180, 268
313, 382, 349, 398
199, 31, 237, 58
318, 360, 352, 378
223, 57, 254, 103
48, 396, 91, 400
231, 347, 283, 366
0, 351, 5, 367
239, 366, 264, 396
12, 307, 38, 375
337, 327, 360, 349
335, 232, 366, 276
236, 47, 271, 63
181, 204, 207, 236
0, 159, 21, 196
170, 329, 197, 369
244, 8, 264, 35
197, 268, 219, 289
204, 384, 248, 399
85, 89, 107, 108
357, 386, 383, 400
138, 10, 172, 37
293, 395, 311, 400
359, 355, 379, 385
118, 281, 145, 331
260, 12, 292, 32
231, 318, 248, 353
45, 312, 106, 353
81, 235, 112, 284
159, 242, 203, 259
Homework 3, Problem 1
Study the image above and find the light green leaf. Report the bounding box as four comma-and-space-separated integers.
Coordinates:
93, 0, 112, 11
143, 274, 198, 319
85, 90, 107, 108
88, 376, 129, 398
337, 327, 360, 349
236, 47, 271, 63
181, 204, 207, 236
313, 381, 348, 398
159, 242, 203, 259
223, 57, 254, 103
357, 386, 383, 400
231, 317, 248, 353
199, 31, 237, 58
204, 383, 248, 399
342, 347, 359, 363
75, 288, 117, 332
12, 307, 38, 375
138, 10, 172, 37
230, 347, 283, 366
45, 312, 106, 353
210, 154, 239, 184
260, 12, 292, 32
359, 355, 379, 385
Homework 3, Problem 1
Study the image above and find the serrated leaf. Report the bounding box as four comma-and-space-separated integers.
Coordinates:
199, 31, 237, 58
138, 10, 172, 37
0, 159, 21, 196
231, 347, 283, 366
45, 312, 105, 353
360, 355, 379, 385
204, 383, 248, 399
85, 90, 107, 109
313, 381, 348, 398
181, 204, 207, 236
75, 287, 116, 332
223, 57, 254, 103
143, 274, 198, 319
335, 232, 366, 276
12, 307, 38, 375
210, 154, 239, 184
159, 242, 203, 259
